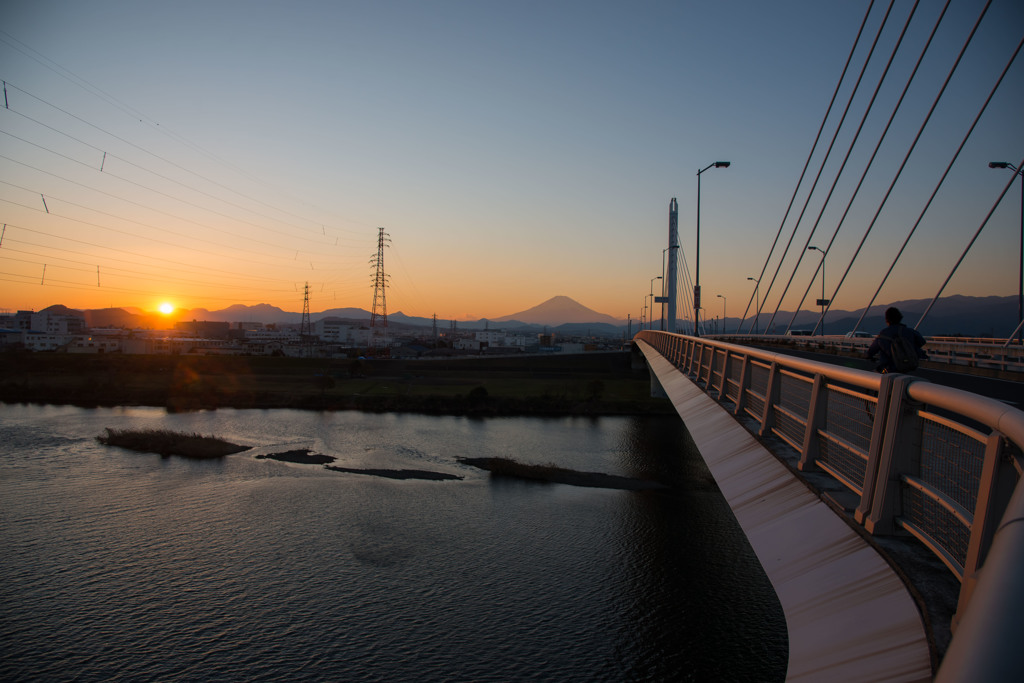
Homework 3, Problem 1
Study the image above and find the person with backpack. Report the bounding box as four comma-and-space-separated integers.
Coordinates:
867, 307, 927, 373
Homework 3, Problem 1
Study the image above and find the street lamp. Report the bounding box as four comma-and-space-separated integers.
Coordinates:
695, 161, 730, 337
649, 276, 662, 331
989, 161, 1023, 345
716, 294, 726, 333
808, 245, 827, 335
747, 277, 760, 334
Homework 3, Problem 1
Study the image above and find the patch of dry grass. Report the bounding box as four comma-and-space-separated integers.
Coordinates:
97, 428, 249, 458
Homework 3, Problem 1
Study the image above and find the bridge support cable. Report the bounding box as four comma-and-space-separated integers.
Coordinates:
850, 34, 1024, 335
738, 0, 878, 333
784, 0, 955, 333
758, 1, 897, 334
808, 0, 997, 335
771, 0, 926, 335
916, 155, 1024, 330
676, 244, 697, 335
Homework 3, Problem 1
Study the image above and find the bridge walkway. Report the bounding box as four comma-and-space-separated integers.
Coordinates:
639, 339, 935, 682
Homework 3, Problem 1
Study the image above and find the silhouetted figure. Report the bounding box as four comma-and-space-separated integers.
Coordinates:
867, 307, 927, 373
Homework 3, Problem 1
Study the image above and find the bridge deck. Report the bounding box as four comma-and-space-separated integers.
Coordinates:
639, 341, 932, 682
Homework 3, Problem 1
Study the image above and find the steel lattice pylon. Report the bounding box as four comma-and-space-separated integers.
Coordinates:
300, 281, 312, 358
369, 227, 390, 349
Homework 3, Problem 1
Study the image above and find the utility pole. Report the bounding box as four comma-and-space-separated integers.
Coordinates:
301, 281, 312, 358
369, 227, 390, 353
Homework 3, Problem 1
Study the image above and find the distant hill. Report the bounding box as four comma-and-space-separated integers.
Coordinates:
493, 295, 621, 326
28, 294, 1020, 337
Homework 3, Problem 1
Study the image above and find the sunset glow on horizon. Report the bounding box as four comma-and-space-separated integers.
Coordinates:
2, 1, 1022, 323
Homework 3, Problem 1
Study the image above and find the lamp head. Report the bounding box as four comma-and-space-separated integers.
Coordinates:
714, 161, 731, 168
989, 161, 1010, 169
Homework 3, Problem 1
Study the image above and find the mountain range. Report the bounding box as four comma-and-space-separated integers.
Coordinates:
33, 294, 1021, 338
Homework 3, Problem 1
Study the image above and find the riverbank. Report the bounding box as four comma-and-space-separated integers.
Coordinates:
0, 350, 672, 416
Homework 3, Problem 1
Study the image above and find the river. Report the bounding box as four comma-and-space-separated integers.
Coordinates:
0, 403, 786, 681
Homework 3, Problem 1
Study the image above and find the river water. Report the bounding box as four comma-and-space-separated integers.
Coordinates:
0, 403, 786, 681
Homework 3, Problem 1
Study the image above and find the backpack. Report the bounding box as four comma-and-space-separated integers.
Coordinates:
888, 326, 919, 373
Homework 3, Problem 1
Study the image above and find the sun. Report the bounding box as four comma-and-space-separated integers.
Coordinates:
158, 302, 174, 315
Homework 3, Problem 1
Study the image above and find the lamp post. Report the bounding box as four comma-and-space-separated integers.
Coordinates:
716, 294, 727, 333
695, 161, 730, 337
989, 161, 1023, 345
747, 276, 760, 334
808, 245, 827, 335
649, 276, 662, 331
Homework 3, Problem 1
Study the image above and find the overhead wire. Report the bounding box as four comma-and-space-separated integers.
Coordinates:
0, 70, 375, 308
0, 30, 376, 236
1, 80, 364, 240
0, 128, 366, 249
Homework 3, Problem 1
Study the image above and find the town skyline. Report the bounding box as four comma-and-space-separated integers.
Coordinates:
9, 291, 1020, 337
2, 1, 1022, 321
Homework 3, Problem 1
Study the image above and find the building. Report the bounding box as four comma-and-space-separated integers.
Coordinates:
314, 318, 357, 343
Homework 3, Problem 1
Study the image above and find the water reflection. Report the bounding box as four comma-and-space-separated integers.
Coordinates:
0, 404, 786, 681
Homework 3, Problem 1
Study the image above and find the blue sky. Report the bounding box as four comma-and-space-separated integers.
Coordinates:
1, 0, 1022, 326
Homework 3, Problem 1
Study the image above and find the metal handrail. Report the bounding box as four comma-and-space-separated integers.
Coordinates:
636, 330, 1024, 681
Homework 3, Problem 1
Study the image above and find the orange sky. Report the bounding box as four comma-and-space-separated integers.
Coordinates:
3, 1, 1022, 325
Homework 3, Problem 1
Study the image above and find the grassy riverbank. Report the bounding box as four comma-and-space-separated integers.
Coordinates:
1, 350, 670, 416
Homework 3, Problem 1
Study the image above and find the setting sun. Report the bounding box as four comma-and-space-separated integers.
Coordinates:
158, 302, 174, 315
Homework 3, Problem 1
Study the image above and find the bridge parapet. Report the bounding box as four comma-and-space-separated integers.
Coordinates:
636, 330, 1024, 681
712, 334, 1024, 376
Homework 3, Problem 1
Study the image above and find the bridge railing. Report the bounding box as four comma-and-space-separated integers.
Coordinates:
636, 330, 1024, 630
711, 333, 1024, 374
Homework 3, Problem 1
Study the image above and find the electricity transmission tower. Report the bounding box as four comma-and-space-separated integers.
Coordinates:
369, 227, 390, 352
301, 281, 312, 358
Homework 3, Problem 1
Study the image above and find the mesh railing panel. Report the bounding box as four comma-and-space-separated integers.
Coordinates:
772, 406, 806, 451
920, 418, 985, 513
778, 372, 812, 418
745, 392, 765, 423
748, 362, 770, 396
901, 482, 970, 575
818, 437, 868, 493
724, 378, 740, 404
824, 387, 875, 455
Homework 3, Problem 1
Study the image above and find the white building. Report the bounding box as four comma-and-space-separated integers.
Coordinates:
472, 329, 533, 351
68, 336, 122, 353
244, 328, 301, 343
314, 318, 356, 343
31, 312, 86, 335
